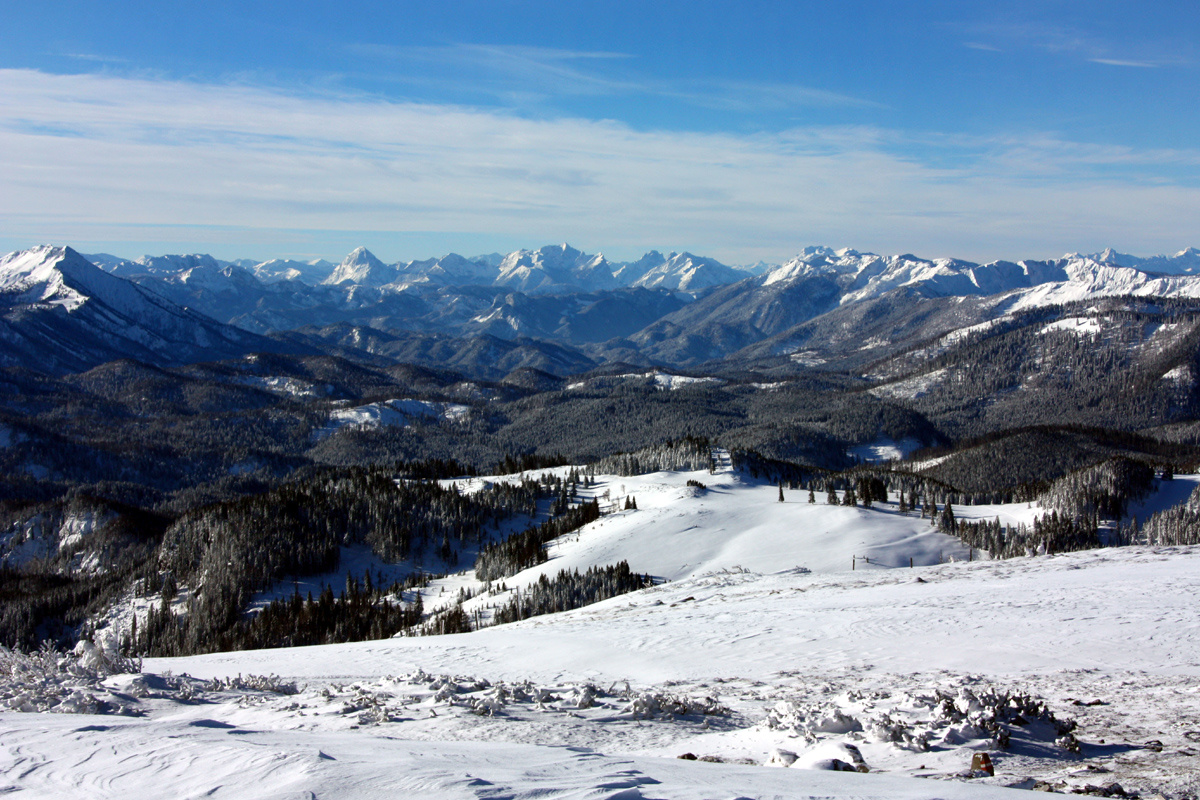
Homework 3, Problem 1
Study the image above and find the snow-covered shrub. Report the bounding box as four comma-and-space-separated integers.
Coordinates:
0, 642, 141, 715
624, 690, 728, 719
763, 700, 861, 736
764, 748, 798, 767
206, 673, 299, 695
467, 695, 505, 716
868, 713, 931, 751
811, 708, 864, 734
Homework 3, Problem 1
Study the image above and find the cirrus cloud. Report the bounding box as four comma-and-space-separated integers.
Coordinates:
0, 68, 1197, 263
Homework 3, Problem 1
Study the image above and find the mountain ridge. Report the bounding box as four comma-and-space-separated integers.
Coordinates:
7, 241, 1200, 379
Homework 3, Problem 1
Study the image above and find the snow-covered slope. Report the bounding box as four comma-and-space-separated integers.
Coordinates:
313, 398, 470, 439
251, 257, 335, 284
8, 459, 1200, 797
395, 252, 497, 287
762, 247, 1200, 309
447, 462, 977, 586
1078, 246, 1200, 275
0, 245, 289, 374
322, 246, 397, 286
620, 250, 748, 292
494, 243, 617, 293
1007, 256, 1200, 309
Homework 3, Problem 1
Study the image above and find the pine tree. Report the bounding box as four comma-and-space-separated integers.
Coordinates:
778, 484, 785, 503
939, 502, 956, 533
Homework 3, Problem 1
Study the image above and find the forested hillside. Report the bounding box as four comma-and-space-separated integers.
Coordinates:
6, 244, 1200, 663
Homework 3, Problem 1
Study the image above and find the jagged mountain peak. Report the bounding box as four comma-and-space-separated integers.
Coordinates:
0, 244, 292, 375
630, 251, 744, 292
1066, 247, 1200, 275
135, 253, 225, 272
342, 247, 384, 267
495, 243, 612, 293
0, 245, 113, 310
323, 247, 396, 287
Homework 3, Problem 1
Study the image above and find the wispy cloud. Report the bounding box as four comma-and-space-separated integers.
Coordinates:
954, 19, 1184, 69
666, 80, 887, 112
348, 43, 647, 98
0, 69, 1196, 263
346, 42, 880, 113
63, 52, 130, 64
1090, 58, 1158, 68
963, 42, 1003, 53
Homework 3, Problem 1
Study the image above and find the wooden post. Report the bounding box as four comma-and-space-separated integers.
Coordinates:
909, 557, 913, 568
852, 555, 856, 571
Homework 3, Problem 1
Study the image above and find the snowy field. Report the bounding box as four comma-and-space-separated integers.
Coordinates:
4, 463, 1200, 798
312, 398, 470, 440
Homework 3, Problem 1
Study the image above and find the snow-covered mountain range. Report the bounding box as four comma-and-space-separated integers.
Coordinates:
4, 241, 1199, 376
0, 246, 290, 374
79, 242, 1200, 299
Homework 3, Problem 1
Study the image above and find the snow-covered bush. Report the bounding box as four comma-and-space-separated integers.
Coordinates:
0, 641, 141, 715
624, 690, 728, 719
206, 673, 299, 695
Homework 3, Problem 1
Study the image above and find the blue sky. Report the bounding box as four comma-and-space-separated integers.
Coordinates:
0, 1, 1197, 264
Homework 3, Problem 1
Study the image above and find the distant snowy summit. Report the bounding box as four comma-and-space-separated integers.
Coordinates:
757, 245, 1200, 306
1072, 246, 1200, 275
77, 243, 764, 297
69, 241, 1200, 303
0, 245, 289, 374
3, 240, 1200, 376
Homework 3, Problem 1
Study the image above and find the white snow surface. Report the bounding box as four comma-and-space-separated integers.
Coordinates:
652, 372, 723, 390
849, 438, 923, 463
313, 398, 470, 439
9, 464, 1200, 798
761, 248, 1200, 312
236, 374, 333, 398
1038, 317, 1105, 336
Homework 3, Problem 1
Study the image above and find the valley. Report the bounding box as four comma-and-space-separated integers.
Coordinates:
3, 240, 1200, 798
